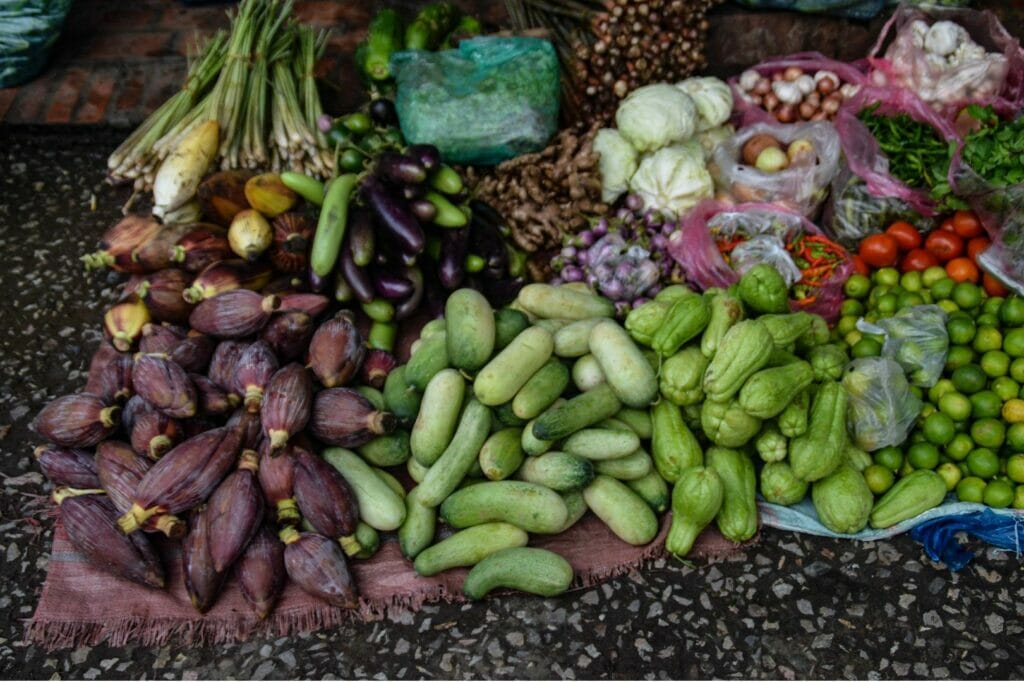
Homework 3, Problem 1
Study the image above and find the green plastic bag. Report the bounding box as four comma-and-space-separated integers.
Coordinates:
391, 37, 560, 165
0, 0, 72, 88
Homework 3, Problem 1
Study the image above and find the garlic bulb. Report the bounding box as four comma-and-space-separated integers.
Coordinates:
924, 21, 966, 57
910, 20, 930, 50
795, 75, 816, 96
739, 69, 761, 92
771, 80, 803, 105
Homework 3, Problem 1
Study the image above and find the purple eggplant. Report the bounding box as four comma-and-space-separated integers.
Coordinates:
410, 199, 437, 223
376, 152, 427, 185
360, 176, 424, 255
438, 227, 469, 290
373, 270, 414, 300
394, 265, 424, 322
368, 98, 397, 126
406, 144, 440, 172
339, 240, 375, 305
308, 268, 329, 294
481, 276, 527, 307
400, 184, 424, 202
347, 208, 375, 268
470, 213, 509, 278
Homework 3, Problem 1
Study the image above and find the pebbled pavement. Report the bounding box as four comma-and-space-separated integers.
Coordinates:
1, 128, 1023, 680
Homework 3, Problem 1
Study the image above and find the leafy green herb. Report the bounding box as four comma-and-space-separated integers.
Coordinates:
857, 104, 954, 198
958, 106, 1024, 188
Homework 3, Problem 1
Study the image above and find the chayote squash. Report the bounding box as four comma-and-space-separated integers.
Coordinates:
755, 424, 787, 463
778, 387, 810, 438
660, 347, 709, 407
790, 381, 847, 482
651, 294, 711, 357
808, 344, 850, 382
700, 398, 762, 448
760, 461, 808, 506
705, 446, 757, 543
738, 360, 814, 420
702, 319, 774, 403
737, 263, 788, 314
812, 465, 872, 534
796, 313, 831, 353
624, 300, 670, 347
869, 469, 946, 529
651, 399, 702, 483
665, 465, 723, 558
700, 291, 743, 359
759, 312, 815, 349
843, 443, 872, 472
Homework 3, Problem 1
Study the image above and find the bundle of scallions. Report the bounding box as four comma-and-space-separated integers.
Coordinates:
107, 0, 332, 191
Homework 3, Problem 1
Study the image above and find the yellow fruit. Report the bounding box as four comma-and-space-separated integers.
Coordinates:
1002, 398, 1024, 424
244, 173, 297, 217
228, 209, 273, 261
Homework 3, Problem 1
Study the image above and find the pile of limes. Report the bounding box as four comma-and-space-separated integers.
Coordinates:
840, 266, 1024, 509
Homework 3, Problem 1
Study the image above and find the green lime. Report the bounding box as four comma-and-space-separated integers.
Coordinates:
900, 271, 923, 293
983, 479, 1014, 508
875, 267, 900, 287
931, 277, 956, 301
937, 300, 961, 315
980, 350, 1011, 378
876, 293, 899, 316
874, 446, 904, 472
851, 337, 883, 358
843, 274, 871, 299
922, 266, 948, 287
951, 364, 987, 394
945, 432, 974, 461
1000, 296, 1024, 326
928, 378, 956, 404
1011, 358, 1024, 383
1006, 454, 1024, 484
970, 391, 1002, 419
971, 419, 1006, 449
844, 330, 864, 348
920, 403, 937, 419
911, 385, 924, 402
983, 296, 1005, 317
840, 299, 865, 318
907, 442, 941, 470
1004, 328, 1024, 358
1014, 485, 1024, 509
952, 281, 984, 310
966, 447, 1001, 478
946, 316, 977, 346
945, 345, 975, 372
991, 376, 1020, 402
937, 462, 963, 491
956, 476, 986, 503
836, 315, 858, 337
975, 313, 1000, 328
973, 326, 1003, 353
864, 465, 895, 495
938, 391, 972, 420
868, 285, 889, 309
898, 292, 925, 310
1007, 423, 1024, 451
922, 411, 956, 446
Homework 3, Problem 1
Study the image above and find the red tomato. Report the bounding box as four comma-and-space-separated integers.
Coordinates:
952, 210, 984, 239
859, 234, 899, 268
967, 236, 991, 262
851, 254, 870, 276
901, 248, 939, 272
983, 273, 1009, 297
885, 221, 922, 251
946, 257, 979, 283
939, 218, 956, 233
925, 230, 964, 262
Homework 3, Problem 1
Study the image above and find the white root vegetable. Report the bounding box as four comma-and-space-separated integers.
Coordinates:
152, 120, 219, 219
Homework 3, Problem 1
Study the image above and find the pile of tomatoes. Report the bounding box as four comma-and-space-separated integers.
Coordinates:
854, 210, 1008, 297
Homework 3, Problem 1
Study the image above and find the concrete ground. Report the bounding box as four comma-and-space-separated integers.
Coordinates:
1, 127, 1023, 679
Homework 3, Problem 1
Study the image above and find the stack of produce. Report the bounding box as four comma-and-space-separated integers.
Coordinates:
734, 65, 862, 124
107, 0, 332, 192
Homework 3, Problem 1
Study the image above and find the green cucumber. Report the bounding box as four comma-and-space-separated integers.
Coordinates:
517, 284, 615, 320
358, 430, 411, 467
532, 318, 572, 335
425, 191, 468, 227
479, 428, 524, 481
512, 358, 569, 420
553, 317, 608, 358
413, 522, 527, 577
371, 467, 406, 500
411, 369, 466, 466
417, 398, 491, 507
474, 327, 553, 406
532, 384, 622, 442
493, 401, 526, 428
440, 480, 568, 534
517, 451, 594, 492
557, 490, 588, 532
398, 487, 435, 559
583, 475, 659, 545
352, 522, 380, 560
383, 365, 422, 422
614, 408, 653, 440
311, 174, 358, 277
494, 308, 530, 350
593, 449, 653, 481
353, 386, 385, 410
280, 171, 325, 206
407, 456, 429, 483
572, 354, 606, 392
420, 318, 447, 339
446, 289, 494, 373
406, 332, 450, 392
589, 320, 658, 408
522, 416, 555, 456
626, 469, 670, 513
562, 428, 640, 461
323, 448, 406, 531
463, 547, 573, 600
362, 8, 402, 81
599, 417, 635, 433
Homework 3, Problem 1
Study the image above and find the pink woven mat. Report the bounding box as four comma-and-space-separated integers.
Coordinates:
26, 513, 751, 650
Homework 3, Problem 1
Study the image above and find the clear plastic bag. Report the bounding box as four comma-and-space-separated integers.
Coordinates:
868, 5, 1024, 120
857, 304, 949, 387
710, 121, 841, 217
391, 37, 560, 165
668, 200, 853, 322
586, 234, 661, 302
822, 163, 933, 248
729, 235, 802, 286
842, 357, 923, 452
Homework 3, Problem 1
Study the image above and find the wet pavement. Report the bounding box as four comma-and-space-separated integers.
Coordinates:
1, 128, 1023, 679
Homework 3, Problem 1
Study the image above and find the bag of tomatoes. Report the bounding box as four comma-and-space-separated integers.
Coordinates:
668, 200, 853, 322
